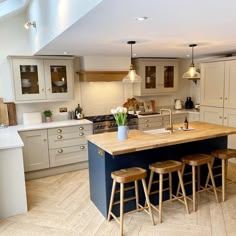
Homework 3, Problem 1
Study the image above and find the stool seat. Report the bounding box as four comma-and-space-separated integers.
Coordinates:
181, 153, 212, 166
211, 149, 236, 160
111, 167, 146, 183
149, 160, 182, 174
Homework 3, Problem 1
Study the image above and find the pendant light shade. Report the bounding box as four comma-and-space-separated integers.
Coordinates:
183, 44, 200, 84
122, 41, 141, 83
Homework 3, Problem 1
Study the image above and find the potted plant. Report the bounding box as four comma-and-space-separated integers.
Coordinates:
43, 110, 53, 122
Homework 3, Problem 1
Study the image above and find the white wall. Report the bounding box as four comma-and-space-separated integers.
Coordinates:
27, 0, 103, 54
0, 10, 31, 102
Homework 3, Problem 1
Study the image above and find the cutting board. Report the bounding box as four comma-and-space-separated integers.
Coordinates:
0, 103, 9, 126
5, 102, 17, 126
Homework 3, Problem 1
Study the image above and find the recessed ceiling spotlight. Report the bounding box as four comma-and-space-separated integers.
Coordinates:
135, 16, 148, 21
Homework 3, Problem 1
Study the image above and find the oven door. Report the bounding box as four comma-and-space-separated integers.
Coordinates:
93, 127, 117, 134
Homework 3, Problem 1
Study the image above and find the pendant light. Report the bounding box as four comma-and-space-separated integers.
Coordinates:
183, 44, 200, 84
122, 41, 141, 83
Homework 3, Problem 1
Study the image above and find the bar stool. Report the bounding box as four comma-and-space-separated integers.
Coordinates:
147, 160, 189, 223
177, 153, 219, 212
206, 149, 236, 201
107, 167, 154, 236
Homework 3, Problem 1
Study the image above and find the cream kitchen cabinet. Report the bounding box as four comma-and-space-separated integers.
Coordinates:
19, 129, 49, 172
133, 58, 179, 96
201, 59, 236, 109
138, 115, 170, 131
48, 124, 92, 167
11, 57, 74, 102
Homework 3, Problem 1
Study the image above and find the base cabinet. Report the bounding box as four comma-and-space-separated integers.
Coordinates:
19, 129, 49, 172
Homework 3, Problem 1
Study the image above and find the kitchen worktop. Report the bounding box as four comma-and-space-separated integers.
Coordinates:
87, 121, 236, 155
0, 119, 92, 150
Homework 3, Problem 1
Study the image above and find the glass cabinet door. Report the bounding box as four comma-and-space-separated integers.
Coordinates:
12, 59, 45, 101
164, 66, 174, 88
44, 60, 73, 100
145, 66, 156, 89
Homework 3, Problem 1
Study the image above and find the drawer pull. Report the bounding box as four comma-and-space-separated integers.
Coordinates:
79, 132, 84, 136
145, 119, 148, 122
57, 129, 62, 133
145, 124, 149, 127
80, 146, 85, 150
57, 135, 63, 139
58, 149, 63, 153
79, 127, 84, 130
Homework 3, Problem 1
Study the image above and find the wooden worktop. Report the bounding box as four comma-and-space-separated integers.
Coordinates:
87, 122, 236, 155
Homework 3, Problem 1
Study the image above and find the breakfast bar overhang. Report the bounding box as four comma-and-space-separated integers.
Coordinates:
87, 122, 236, 218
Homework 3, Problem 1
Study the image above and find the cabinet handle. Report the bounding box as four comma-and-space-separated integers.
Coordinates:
48, 88, 51, 91
145, 124, 149, 127
57, 135, 63, 139
43, 138, 47, 142
79, 132, 84, 136
224, 117, 227, 119
220, 97, 223, 100
80, 146, 85, 150
58, 149, 63, 153
225, 97, 228, 100
145, 119, 148, 122
219, 116, 222, 119
57, 129, 62, 133
79, 127, 84, 130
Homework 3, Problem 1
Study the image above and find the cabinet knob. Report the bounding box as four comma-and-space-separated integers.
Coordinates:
43, 138, 47, 142
57, 135, 63, 139
225, 97, 228, 100
42, 88, 45, 92
79, 132, 84, 136
145, 119, 148, 122
58, 149, 63, 153
145, 124, 149, 127
57, 129, 62, 133
224, 117, 227, 119
48, 88, 51, 91
80, 146, 85, 150
79, 127, 84, 130
220, 97, 223, 100
219, 116, 222, 119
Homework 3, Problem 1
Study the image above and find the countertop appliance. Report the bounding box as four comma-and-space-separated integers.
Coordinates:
85, 114, 138, 134
174, 99, 182, 110
185, 97, 194, 109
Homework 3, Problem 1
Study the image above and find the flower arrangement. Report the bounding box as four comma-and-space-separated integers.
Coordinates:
111, 106, 128, 126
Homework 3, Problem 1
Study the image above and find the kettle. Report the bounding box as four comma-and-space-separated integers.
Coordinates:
174, 99, 182, 110
185, 97, 194, 109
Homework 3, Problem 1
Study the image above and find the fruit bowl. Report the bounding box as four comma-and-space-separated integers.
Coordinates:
53, 81, 65, 87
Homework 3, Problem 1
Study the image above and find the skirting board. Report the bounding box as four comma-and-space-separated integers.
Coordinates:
25, 161, 88, 180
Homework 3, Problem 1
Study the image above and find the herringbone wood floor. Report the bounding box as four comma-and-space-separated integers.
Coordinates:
0, 164, 236, 236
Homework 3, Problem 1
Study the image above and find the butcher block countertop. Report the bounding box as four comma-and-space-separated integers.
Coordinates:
87, 121, 236, 155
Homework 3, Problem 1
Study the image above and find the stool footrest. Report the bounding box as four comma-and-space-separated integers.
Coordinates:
113, 196, 136, 206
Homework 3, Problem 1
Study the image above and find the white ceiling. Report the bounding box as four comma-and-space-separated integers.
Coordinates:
37, 0, 236, 59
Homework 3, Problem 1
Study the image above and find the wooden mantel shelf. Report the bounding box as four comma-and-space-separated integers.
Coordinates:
77, 70, 127, 82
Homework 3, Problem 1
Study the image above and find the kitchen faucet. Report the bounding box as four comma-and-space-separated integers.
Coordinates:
160, 109, 173, 133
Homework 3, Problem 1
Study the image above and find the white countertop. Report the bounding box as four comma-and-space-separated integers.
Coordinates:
0, 119, 92, 150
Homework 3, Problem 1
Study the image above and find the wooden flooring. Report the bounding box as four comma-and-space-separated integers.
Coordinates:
1, 163, 236, 236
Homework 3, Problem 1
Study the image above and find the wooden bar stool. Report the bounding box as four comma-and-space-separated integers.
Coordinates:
147, 160, 189, 223
177, 154, 219, 212
206, 149, 236, 201
107, 167, 154, 236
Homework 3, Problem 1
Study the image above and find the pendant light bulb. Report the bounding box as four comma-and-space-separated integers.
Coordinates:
122, 41, 141, 83
183, 44, 200, 83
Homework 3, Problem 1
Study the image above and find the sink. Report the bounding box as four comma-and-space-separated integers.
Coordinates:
144, 128, 170, 134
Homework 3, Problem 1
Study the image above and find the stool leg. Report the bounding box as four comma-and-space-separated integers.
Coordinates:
205, 157, 215, 189
147, 170, 154, 194
222, 159, 226, 202
177, 170, 189, 214
141, 179, 155, 225
159, 173, 163, 223
169, 172, 172, 199
192, 166, 196, 212
134, 180, 139, 209
207, 162, 219, 203
108, 180, 117, 221
120, 183, 124, 236
176, 164, 185, 196
197, 166, 201, 191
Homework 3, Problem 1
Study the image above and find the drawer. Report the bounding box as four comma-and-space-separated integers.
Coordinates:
139, 121, 169, 130
49, 145, 88, 167
138, 115, 169, 124
48, 130, 90, 149
48, 125, 92, 135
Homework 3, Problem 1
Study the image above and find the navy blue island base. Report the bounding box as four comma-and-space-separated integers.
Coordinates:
88, 136, 227, 218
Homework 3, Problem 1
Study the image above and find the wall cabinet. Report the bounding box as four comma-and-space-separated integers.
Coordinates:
133, 58, 179, 96
48, 125, 92, 167
201, 60, 236, 109
19, 129, 49, 172
11, 57, 74, 102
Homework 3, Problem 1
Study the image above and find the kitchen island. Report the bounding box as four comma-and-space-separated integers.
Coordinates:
87, 122, 236, 218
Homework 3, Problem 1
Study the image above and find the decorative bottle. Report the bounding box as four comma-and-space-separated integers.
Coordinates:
184, 117, 189, 130
75, 104, 83, 119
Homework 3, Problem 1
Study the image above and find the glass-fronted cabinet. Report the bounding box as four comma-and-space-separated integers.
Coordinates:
133, 58, 179, 96
11, 57, 74, 102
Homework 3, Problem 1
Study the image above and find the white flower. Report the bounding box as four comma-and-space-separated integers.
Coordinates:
111, 106, 128, 126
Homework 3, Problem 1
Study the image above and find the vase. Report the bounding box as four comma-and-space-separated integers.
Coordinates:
117, 126, 128, 141
45, 117, 52, 122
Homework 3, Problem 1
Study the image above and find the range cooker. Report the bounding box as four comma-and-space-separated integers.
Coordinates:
85, 114, 138, 134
